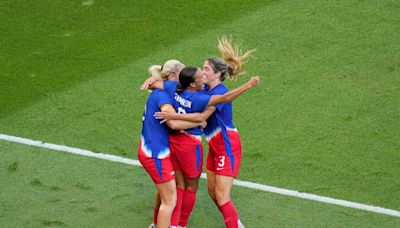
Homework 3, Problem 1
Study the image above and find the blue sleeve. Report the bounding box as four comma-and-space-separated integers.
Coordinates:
163, 81, 178, 97
156, 90, 173, 108
214, 102, 225, 112
196, 93, 211, 111
208, 85, 227, 111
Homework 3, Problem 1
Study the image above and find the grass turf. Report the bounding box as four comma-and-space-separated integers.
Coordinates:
1, 0, 400, 226
1, 141, 399, 227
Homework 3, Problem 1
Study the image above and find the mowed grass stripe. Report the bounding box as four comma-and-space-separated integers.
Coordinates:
0, 0, 268, 118
2, 133, 399, 218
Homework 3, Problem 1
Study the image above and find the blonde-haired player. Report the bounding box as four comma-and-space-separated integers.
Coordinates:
154, 38, 256, 228
139, 59, 198, 228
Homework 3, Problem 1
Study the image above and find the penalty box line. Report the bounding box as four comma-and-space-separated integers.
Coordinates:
1, 133, 399, 218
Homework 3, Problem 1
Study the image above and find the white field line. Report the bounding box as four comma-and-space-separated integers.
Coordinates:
82, 0, 94, 6
1, 133, 399, 218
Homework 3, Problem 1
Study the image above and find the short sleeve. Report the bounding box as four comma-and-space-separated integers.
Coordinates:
156, 90, 173, 108
163, 81, 178, 97
208, 84, 228, 111
214, 102, 226, 112
196, 93, 212, 111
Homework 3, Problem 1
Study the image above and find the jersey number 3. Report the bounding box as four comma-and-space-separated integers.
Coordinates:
217, 156, 225, 168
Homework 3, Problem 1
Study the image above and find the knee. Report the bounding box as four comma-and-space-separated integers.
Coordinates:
207, 186, 216, 200
215, 189, 230, 205
186, 185, 197, 191
176, 182, 185, 189
162, 189, 177, 209
185, 180, 199, 191
161, 198, 176, 213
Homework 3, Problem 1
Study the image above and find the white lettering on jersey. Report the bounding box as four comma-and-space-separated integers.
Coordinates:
174, 93, 192, 108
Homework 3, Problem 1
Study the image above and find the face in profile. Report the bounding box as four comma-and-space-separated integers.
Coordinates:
192, 68, 206, 91
203, 60, 218, 84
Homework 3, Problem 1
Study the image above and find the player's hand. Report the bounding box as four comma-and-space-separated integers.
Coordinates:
140, 77, 156, 90
199, 121, 207, 129
248, 76, 260, 87
154, 111, 175, 122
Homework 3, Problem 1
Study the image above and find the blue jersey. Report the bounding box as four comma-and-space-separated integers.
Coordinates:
203, 83, 236, 141
164, 81, 211, 135
140, 89, 174, 159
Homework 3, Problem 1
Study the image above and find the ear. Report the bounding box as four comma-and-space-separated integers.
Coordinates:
190, 82, 196, 88
167, 72, 176, 81
215, 71, 222, 79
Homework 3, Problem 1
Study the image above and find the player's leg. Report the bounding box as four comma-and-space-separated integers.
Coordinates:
170, 139, 185, 227
156, 179, 177, 228
215, 175, 234, 206
215, 175, 242, 228
213, 131, 243, 228
206, 146, 217, 204
171, 171, 185, 227
139, 155, 177, 228
206, 169, 217, 203
178, 177, 199, 227
149, 191, 161, 227
177, 142, 203, 227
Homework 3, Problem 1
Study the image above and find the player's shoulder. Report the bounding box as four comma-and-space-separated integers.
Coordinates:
195, 91, 210, 97
210, 83, 228, 95
164, 80, 178, 88
152, 88, 170, 99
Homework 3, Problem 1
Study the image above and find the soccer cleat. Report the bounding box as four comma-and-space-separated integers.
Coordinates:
149, 223, 156, 228
177, 226, 186, 228
238, 219, 245, 228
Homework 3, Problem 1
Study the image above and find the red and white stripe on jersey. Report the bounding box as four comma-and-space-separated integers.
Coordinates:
138, 137, 171, 159
206, 127, 238, 142
170, 132, 202, 144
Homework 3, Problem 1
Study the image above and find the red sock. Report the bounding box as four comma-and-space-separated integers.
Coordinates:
218, 200, 239, 228
178, 189, 197, 227
170, 187, 184, 226
153, 207, 158, 224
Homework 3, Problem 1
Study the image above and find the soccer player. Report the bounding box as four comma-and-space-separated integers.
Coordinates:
141, 59, 183, 91
153, 38, 255, 228
145, 62, 260, 227
138, 60, 204, 228
162, 67, 215, 228
144, 60, 215, 228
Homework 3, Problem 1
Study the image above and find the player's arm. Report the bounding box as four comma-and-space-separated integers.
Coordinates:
155, 106, 216, 123
140, 77, 164, 90
159, 104, 206, 130
207, 76, 260, 106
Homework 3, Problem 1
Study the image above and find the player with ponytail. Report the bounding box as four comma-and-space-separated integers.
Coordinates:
138, 60, 202, 228
154, 38, 257, 228
202, 37, 254, 228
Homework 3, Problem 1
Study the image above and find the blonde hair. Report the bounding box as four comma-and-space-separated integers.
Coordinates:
148, 59, 185, 81
207, 37, 254, 81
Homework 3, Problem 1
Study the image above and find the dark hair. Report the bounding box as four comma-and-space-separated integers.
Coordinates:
176, 66, 198, 93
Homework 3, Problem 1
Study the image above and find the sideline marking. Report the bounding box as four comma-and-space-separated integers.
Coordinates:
82, 0, 94, 6
1, 133, 399, 218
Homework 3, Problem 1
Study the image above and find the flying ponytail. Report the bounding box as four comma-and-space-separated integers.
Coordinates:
207, 37, 255, 81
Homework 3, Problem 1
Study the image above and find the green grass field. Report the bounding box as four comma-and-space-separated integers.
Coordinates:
1, 0, 399, 227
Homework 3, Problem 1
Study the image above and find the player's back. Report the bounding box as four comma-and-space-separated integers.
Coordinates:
164, 81, 210, 136
140, 89, 172, 159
